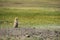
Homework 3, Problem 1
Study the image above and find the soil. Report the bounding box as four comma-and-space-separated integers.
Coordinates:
0, 27, 60, 40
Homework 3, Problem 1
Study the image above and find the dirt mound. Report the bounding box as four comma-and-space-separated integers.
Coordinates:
0, 27, 60, 40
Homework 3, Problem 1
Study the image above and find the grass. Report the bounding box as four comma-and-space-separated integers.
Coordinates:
0, 0, 60, 8
0, 7, 60, 28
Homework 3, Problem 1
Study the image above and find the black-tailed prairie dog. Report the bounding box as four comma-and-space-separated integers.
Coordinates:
13, 17, 18, 28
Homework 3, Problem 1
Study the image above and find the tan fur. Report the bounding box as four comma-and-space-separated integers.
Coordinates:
13, 17, 18, 28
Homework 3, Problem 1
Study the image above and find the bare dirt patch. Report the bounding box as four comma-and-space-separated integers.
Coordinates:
0, 27, 60, 40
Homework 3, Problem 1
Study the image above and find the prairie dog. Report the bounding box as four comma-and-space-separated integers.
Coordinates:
13, 17, 18, 28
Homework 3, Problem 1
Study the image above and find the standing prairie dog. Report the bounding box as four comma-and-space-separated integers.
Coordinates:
13, 17, 18, 28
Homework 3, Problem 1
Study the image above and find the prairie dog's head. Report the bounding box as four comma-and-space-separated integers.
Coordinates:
15, 17, 18, 20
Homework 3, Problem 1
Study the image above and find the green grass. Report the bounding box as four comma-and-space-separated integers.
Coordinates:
0, 7, 60, 28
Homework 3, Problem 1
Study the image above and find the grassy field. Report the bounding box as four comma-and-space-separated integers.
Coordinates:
0, 7, 60, 28
0, 0, 60, 28
0, 0, 60, 8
